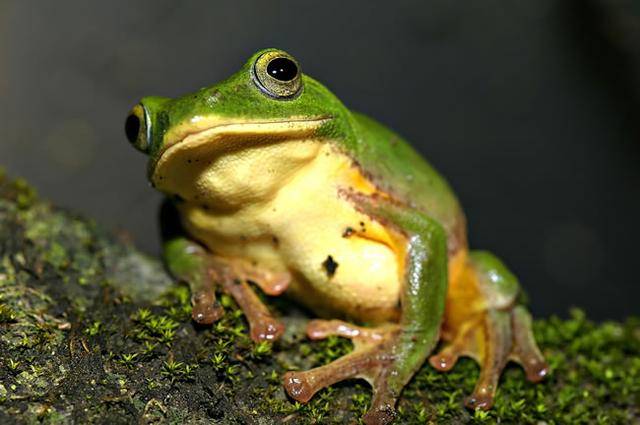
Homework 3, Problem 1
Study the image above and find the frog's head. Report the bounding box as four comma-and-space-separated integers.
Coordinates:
125, 48, 355, 208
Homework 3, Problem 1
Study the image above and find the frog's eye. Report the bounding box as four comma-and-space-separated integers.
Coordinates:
253, 50, 302, 99
125, 104, 149, 153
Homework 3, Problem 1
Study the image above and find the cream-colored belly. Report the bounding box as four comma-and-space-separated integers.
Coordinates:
177, 142, 402, 323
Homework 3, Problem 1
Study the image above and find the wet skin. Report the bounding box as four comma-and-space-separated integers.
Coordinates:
125, 49, 548, 424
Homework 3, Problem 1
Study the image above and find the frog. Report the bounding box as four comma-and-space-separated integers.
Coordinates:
124, 48, 548, 424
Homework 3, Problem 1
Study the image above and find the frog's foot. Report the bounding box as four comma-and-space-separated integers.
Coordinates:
283, 319, 401, 424
189, 267, 285, 343
429, 306, 548, 410
189, 257, 284, 343
164, 237, 285, 340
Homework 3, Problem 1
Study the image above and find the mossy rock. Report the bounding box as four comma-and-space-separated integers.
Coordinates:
0, 170, 638, 424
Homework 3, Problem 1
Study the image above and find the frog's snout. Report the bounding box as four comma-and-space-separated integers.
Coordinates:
125, 104, 149, 153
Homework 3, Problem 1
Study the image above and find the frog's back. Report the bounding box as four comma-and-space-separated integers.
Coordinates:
350, 112, 467, 254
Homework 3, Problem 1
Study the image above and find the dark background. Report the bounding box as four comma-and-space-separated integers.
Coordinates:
1, 1, 638, 320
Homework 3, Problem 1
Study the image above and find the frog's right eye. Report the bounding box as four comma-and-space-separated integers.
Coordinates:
125, 104, 149, 153
252, 50, 302, 99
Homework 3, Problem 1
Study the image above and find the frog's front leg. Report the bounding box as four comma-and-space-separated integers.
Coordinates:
164, 237, 287, 341
283, 193, 448, 425
429, 251, 548, 410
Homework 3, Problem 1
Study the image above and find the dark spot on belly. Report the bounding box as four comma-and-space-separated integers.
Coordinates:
359, 221, 366, 232
187, 159, 192, 164
322, 255, 339, 278
272, 236, 279, 246
342, 227, 355, 238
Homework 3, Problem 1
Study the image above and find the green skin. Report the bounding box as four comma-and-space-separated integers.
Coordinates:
126, 49, 545, 424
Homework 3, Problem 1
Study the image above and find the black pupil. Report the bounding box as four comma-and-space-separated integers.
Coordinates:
266, 57, 298, 81
125, 113, 140, 144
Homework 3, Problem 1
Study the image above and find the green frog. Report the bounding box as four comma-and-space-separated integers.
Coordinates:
125, 48, 548, 424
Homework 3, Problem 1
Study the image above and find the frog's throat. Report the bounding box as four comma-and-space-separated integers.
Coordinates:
150, 117, 331, 182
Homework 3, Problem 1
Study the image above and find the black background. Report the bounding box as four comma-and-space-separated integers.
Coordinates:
1, 1, 638, 320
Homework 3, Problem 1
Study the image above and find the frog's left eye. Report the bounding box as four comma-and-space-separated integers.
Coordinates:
253, 50, 302, 99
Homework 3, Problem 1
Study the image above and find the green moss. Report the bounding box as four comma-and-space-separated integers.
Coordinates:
392, 309, 639, 424
0, 304, 17, 323
11, 177, 38, 209
0, 174, 638, 424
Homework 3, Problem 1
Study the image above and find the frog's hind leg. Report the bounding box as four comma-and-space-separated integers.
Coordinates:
429, 251, 548, 410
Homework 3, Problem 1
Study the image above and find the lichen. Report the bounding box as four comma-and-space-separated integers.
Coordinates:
0, 175, 638, 424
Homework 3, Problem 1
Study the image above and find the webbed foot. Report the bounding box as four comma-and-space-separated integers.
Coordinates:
429, 306, 548, 410
283, 319, 401, 425
189, 272, 285, 341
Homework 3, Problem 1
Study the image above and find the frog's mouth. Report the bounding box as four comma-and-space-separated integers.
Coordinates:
152, 116, 330, 175
150, 116, 331, 201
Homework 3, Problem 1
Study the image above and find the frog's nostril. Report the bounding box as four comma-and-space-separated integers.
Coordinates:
125, 113, 141, 145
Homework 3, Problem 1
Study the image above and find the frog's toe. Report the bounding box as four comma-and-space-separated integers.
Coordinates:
191, 290, 224, 324
305, 319, 385, 341
429, 319, 479, 372
249, 314, 285, 342
282, 371, 316, 403
466, 309, 512, 411
428, 350, 459, 372
361, 395, 397, 425
522, 361, 549, 383
510, 305, 549, 383
465, 391, 494, 410
222, 279, 284, 342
